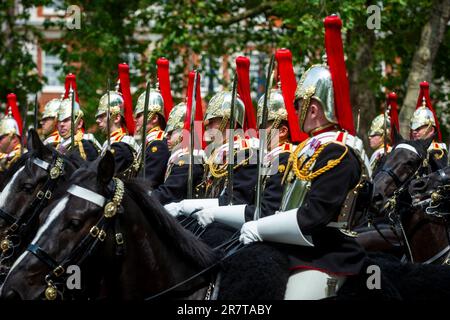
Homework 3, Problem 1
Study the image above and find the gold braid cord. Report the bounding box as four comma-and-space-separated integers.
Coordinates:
289, 141, 348, 181
206, 147, 253, 179
73, 131, 86, 160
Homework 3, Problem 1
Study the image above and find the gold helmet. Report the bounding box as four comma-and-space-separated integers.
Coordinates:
134, 88, 165, 119
204, 91, 245, 128
0, 109, 20, 137
257, 88, 288, 128
369, 113, 391, 137
410, 97, 436, 131
96, 91, 125, 119
57, 96, 83, 122
295, 64, 336, 131
165, 102, 187, 134
42, 98, 62, 119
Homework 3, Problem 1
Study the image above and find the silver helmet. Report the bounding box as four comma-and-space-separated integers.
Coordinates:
257, 88, 288, 128
295, 64, 336, 131
165, 102, 187, 134
204, 91, 245, 129
42, 98, 62, 119
369, 113, 391, 137
410, 98, 436, 131
134, 88, 165, 119
57, 97, 83, 122
0, 109, 20, 137
96, 91, 124, 119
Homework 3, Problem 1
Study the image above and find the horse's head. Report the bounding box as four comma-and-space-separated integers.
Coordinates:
0, 151, 116, 300
0, 130, 79, 261
372, 129, 432, 214
409, 166, 450, 212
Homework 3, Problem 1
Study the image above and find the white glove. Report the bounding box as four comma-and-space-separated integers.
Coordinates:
195, 204, 247, 228
239, 209, 314, 247
239, 221, 262, 245
194, 208, 215, 227
164, 198, 219, 218
164, 202, 183, 217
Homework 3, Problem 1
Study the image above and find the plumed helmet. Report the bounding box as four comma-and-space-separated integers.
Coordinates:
369, 113, 391, 137
295, 64, 336, 131
204, 91, 245, 128
58, 96, 83, 122
42, 98, 62, 119
165, 102, 187, 134
0, 109, 20, 137
257, 88, 288, 127
96, 91, 124, 119
134, 88, 165, 119
410, 98, 436, 130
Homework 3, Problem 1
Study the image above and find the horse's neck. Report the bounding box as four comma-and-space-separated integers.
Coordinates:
100, 197, 206, 299
404, 208, 450, 263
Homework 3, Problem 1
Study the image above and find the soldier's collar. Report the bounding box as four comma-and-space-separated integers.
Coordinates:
147, 126, 161, 135
309, 123, 339, 137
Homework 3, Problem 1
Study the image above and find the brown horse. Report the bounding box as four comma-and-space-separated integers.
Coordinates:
356, 134, 450, 264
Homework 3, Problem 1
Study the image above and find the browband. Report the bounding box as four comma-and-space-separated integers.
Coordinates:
67, 185, 106, 207
395, 143, 419, 156
32, 158, 50, 171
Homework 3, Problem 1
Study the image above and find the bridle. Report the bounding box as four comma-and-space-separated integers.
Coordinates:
0, 155, 65, 257
373, 143, 427, 263
26, 177, 125, 300
412, 169, 450, 217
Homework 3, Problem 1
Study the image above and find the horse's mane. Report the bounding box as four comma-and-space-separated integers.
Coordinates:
125, 179, 219, 269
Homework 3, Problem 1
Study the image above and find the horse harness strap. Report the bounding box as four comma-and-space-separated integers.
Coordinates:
26, 178, 125, 300
0, 156, 65, 254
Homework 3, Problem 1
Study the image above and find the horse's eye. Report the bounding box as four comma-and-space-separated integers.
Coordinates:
67, 219, 83, 231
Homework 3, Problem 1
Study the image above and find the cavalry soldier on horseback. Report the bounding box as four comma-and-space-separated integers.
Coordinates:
40, 97, 62, 147
152, 100, 204, 205
368, 113, 391, 173
192, 49, 300, 229
368, 92, 400, 174
239, 15, 370, 300
96, 63, 139, 177
410, 81, 448, 172
56, 74, 101, 161
165, 57, 259, 218
134, 58, 171, 188
0, 94, 25, 172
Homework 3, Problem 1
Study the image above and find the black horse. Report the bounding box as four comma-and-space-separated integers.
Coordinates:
4, 151, 450, 300
0, 130, 80, 273
0, 151, 220, 299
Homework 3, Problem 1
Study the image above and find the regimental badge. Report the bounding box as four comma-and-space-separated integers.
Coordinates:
278, 164, 286, 173
178, 160, 185, 166
306, 138, 321, 157
152, 146, 158, 153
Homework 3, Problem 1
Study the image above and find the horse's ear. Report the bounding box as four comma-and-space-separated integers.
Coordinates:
392, 125, 403, 145
97, 150, 115, 185
27, 129, 49, 158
